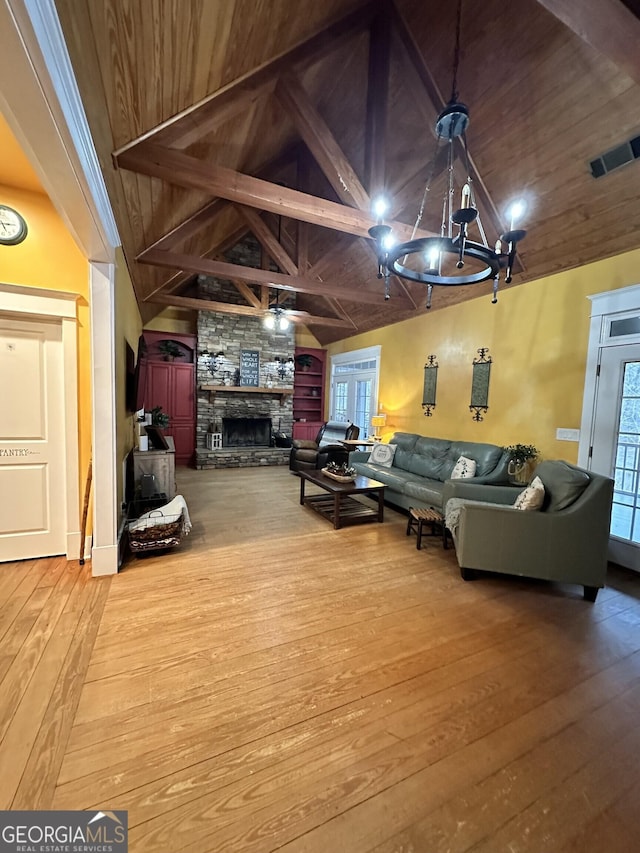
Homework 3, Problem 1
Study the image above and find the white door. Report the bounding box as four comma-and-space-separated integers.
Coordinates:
0, 318, 67, 561
590, 343, 640, 570
330, 346, 380, 438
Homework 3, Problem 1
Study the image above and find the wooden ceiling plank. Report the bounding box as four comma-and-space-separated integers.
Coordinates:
236, 204, 299, 275
275, 73, 371, 211
113, 0, 378, 158
364, 4, 391, 199
117, 142, 434, 241
138, 247, 414, 308
536, 0, 640, 86
147, 293, 353, 328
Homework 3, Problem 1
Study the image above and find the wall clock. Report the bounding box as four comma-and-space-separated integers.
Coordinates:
0, 205, 28, 245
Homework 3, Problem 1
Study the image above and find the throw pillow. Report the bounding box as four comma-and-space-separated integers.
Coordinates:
370, 443, 397, 468
450, 455, 477, 479
513, 475, 545, 511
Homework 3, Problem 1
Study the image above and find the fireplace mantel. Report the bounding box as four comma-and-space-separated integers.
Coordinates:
200, 385, 294, 406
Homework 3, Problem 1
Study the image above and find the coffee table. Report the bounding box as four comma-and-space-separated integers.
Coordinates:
299, 470, 386, 529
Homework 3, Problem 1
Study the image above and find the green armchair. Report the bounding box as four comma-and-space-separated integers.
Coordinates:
444, 460, 614, 601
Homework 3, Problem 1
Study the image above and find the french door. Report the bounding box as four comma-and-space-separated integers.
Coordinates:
329, 346, 380, 438
590, 343, 640, 570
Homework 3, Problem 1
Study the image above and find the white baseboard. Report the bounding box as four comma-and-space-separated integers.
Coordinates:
91, 543, 119, 576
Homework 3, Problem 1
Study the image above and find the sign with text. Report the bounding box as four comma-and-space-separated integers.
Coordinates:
0, 810, 128, 853
239, 349, 260, 386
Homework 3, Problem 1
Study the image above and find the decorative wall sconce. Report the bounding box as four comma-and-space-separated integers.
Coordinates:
274, 356, 294, 380
200, 350, 226, 378
422, 355, 438, 416
470, 347, 492, 421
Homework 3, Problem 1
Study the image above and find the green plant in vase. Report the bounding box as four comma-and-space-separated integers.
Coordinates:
150, 406, 170, 429
158, 339, 182, 361
504, 443, 539, 482
295, 353, 313, 371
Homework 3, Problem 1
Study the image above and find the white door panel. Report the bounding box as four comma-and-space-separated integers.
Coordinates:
0, 319, 66, 561
591, 344, 640, 571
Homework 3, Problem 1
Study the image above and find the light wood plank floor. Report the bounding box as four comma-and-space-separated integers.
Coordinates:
2, 466, 640, 852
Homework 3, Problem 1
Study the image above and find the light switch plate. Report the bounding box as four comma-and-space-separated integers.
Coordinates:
556, 428, 580, 441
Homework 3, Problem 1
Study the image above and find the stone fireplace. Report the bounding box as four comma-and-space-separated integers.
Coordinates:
195, 245, 295, 469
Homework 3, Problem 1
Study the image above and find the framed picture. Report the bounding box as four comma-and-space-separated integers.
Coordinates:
145, 425, 169, 450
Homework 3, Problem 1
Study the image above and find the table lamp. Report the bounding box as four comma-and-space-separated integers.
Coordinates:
371, 413, 386, 441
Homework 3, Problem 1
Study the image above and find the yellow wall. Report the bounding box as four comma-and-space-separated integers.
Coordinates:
326, 247, 640, 463
0, 182, 93, 501
114, 247, 142, 513
144, 306, 196, 335
295, 326, 321, 349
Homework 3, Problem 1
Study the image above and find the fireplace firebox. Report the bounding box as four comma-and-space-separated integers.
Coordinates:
222, 416, 272, 447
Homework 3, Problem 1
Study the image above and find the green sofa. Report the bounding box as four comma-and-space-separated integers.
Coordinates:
444, 460, 614, 601
348, 432, 511, 512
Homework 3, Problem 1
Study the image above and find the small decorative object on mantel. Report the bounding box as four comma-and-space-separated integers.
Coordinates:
322, 461, 357, 482
470, 347, 492, 421
422, 354, 438, 416
504, 443, 539, 483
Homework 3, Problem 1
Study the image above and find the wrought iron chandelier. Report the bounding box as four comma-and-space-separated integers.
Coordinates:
369, 0, 527, 308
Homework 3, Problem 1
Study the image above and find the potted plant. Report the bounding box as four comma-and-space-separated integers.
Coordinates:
150, 406, 170, 429
504, 443, 539, 483
158, 339, 182, 361
295, 353, 313, 372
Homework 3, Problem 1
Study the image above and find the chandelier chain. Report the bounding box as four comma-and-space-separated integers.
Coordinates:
450, 0, 463, 103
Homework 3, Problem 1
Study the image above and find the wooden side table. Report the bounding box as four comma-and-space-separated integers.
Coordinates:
406, 506, 449, 549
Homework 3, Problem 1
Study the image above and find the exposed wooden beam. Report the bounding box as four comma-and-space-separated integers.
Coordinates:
145, 199, 228, 253
536, 0, 640, 86
113, 0, 378, 157
148, 293, 353, 328
296, 148, 310, 273
117, 142, 433, 242
144, 270, 195, 301
236, 205, 299, 275
364, 5, 391, 199
138, 248, 414, 308
275, 74, 370, 211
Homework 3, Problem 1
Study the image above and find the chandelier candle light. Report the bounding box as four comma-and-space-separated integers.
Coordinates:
368, 0, 527, 308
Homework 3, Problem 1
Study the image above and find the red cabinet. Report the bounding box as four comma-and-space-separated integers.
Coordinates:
141, 332, 196, 465
292, 347, 326, 440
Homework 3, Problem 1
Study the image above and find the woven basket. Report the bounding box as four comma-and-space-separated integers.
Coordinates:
128, 509, 185, 552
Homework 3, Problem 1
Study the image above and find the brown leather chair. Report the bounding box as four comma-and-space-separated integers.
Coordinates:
289, 421, 360, 472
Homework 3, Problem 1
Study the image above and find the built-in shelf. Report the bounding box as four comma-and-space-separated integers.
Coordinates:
200, 385, 294, 405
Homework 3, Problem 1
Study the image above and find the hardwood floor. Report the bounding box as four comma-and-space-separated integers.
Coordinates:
2, 465, 640, 851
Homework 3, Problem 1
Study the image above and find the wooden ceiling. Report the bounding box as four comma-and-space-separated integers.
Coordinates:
54, 0, 640, 344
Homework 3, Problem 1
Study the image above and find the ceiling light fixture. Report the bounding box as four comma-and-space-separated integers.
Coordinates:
263, 210, 292, 331
263, 289, 291, 332
368, 0, 527, 308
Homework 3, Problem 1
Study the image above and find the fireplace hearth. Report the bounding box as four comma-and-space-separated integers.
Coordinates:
223, 416, 272, 448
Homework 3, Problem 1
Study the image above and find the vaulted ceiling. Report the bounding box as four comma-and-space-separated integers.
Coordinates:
54, 0, 640, 344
